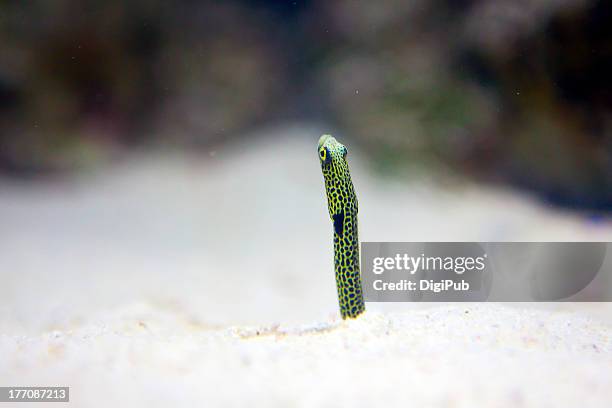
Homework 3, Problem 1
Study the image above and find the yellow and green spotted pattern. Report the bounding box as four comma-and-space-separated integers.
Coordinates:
318, 134, 365, 319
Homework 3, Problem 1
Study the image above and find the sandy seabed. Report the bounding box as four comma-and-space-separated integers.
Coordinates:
1, 125, 611, 407
1, 304, 611, 407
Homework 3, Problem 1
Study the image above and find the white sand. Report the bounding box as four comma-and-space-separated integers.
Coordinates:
1, 304, 611, 407
1, 124, 611, 407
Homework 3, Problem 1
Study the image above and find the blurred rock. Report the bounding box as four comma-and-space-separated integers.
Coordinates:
0, 0, 609, 210
0, 1, 288, 174
315, 0, 611, 210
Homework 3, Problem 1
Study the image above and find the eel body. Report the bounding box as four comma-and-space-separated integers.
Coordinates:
318, 134, 365, 319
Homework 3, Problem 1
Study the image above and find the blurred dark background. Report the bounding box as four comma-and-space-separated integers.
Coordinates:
0, 0, 610, 210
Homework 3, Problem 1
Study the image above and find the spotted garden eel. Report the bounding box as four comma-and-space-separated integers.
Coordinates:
318, 134, 365, 319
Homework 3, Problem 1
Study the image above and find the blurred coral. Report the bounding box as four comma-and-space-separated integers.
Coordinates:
0, 0, 609, 209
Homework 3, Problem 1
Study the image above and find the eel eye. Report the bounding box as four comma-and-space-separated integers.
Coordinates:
342, 146, 348, 158
319, 147, 331, 164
